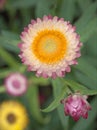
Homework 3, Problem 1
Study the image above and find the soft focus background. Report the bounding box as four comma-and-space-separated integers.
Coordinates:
0, 0, 97, 130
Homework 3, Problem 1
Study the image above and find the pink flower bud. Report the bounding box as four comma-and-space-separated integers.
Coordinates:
61, 93, 91, 121
4, 73, 28, 96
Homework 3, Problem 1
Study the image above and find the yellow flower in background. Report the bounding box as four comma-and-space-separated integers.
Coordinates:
0, 101, 29, 130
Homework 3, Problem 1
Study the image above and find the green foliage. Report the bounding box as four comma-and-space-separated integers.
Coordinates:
58, 0, 76, 21
35, 0, 53, 17
52, 79, 69, 129
0, 0, 97, 130
26, 85, 50, 124
75, 1, 97, 31
0, 31, 20, 53
9, 0, 37, 8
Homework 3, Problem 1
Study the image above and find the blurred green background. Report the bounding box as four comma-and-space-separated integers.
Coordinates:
0, 0, 97, 130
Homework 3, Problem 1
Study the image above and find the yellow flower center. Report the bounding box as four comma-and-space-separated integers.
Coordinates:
31, 30, 68, 64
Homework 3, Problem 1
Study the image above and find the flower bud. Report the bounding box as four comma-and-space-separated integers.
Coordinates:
61, 93, 91, 121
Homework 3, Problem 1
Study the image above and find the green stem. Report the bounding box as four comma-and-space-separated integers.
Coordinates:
0, 66, 25, 79
52, 78, 69, 130
64, 79, 97, 96
29, 77, 49, 86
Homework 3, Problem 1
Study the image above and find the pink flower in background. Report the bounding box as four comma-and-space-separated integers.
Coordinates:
0, 0, 6, 10
18, 15, 82, 78
39, 93, 46, 105
61, 93, 91, 121
4, 73, 28, 96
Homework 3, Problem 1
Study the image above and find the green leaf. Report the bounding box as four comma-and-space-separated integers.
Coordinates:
58, 0, 76, 21
0, 66, 26, 79
79, 17, 97, 42
74, 70, 97, 89
0, 30, 20, 53
9, 0, 37, 8
77, 0, 92, 12
0, 86, 6, 93
83, 56, 97, 68
65, 79, 97, 96
0, 17, 7, 30
75, 58, 97, 85
0, 69, 12, 79
85, 33, 97, 57
52, 78, 69, 129
72, 96, 97, 130
20, 8, 32, 27
26, 85, 49, 124
85, 122, 96, 130
1, 30, 19, 39
35, 0, 53, 17
0, 47, 19, 68
75, 1, 97, 32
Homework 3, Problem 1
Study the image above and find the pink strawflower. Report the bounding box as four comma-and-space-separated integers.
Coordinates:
61, 93, 91, 121
4, 73, 28, 96
18, 15, 82, 78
